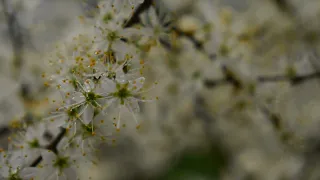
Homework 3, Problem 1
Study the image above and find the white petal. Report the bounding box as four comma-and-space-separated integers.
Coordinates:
101, 98, 117, 115
130, 77, 145, 92
126, 98, 140, 113
72, 92, 85, 103
63, 167, 77, 180
96, 39, 110, 52
9, 153, 24, 170
84, 79, 95, 92
147, 7, 159, 27
57, 79, 73, 92
39, 167, 55, 180
0, 77, 19, 101
36, 123, 47, 137
112, 41, 130, 60
57, 137, 70, 152
41, 150, 56, 166
115, 70, 127, 82
25, 127, 37, 140
83, 105, 94, 125
47, 114, 68, 128
119, 27, 142, 38
0, 166, 9, 178
100, 78, 117, 93
19, 167, 38, 179
58, 174, 67, 180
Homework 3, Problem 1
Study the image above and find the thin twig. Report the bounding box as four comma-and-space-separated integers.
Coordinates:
258, 72, 320, 84
30, 128, 67, 167
123, 0, 154, 28
1, 0, 24, 79
204, 71, 320, 89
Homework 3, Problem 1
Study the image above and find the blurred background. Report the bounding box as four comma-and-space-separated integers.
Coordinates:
2, 0, 320, 180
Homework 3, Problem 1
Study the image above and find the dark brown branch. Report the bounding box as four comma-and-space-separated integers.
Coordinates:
259, 105, 282, 130
172, 27, 204, 50
30, 156, 42, 167
203, 78, 229, 88
123, 0, 154, 28
47, 128, 67, 154
204, 71, 320, 89
272, 0, 298, 16
258, 71, 320, 84
0, 127, 10, 137
171, 27, 219, 61
30, 128, 67, 167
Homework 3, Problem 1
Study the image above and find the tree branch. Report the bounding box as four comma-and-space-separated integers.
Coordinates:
30, 128, 67, 167
1, 0, 24, 79
123, 0, 154, 28
204, 71, 320, 89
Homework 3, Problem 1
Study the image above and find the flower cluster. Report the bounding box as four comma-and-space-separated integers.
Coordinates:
2, 0, 320, 179
1, 0, 160, 179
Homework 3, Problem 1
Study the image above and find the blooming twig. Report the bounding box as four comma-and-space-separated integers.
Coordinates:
30, 128, 67, 167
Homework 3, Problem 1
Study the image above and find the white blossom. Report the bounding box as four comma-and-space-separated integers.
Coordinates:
11, 123, 53, 164
37, 138, 82, 180
0, 150, 38, 180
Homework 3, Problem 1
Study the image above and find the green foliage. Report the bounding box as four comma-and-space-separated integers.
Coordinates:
156, 146, 227, 180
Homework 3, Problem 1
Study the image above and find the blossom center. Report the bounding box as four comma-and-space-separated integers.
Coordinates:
107, 71, 116, 80
67, 108, 78, 118
9, 173, 22, 180
53, 156, 70, 170
86, 92, 97, 102
107, 31, 118, 42
28, 138, 40, 148
113, 87, 131, 105
81, 124, 96, 137
103, 13, 113, 23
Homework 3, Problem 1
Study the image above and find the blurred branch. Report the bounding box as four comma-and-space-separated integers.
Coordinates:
272, 0, 295, 15
173, 27, 204, 50
0, 0, 38, 138
1, 0, 24, 79
79, 0, 99, 18
204, 71, 320, 89
193, 95, 218, 144
0, 127, 10, 137
259, 105, 281, 130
